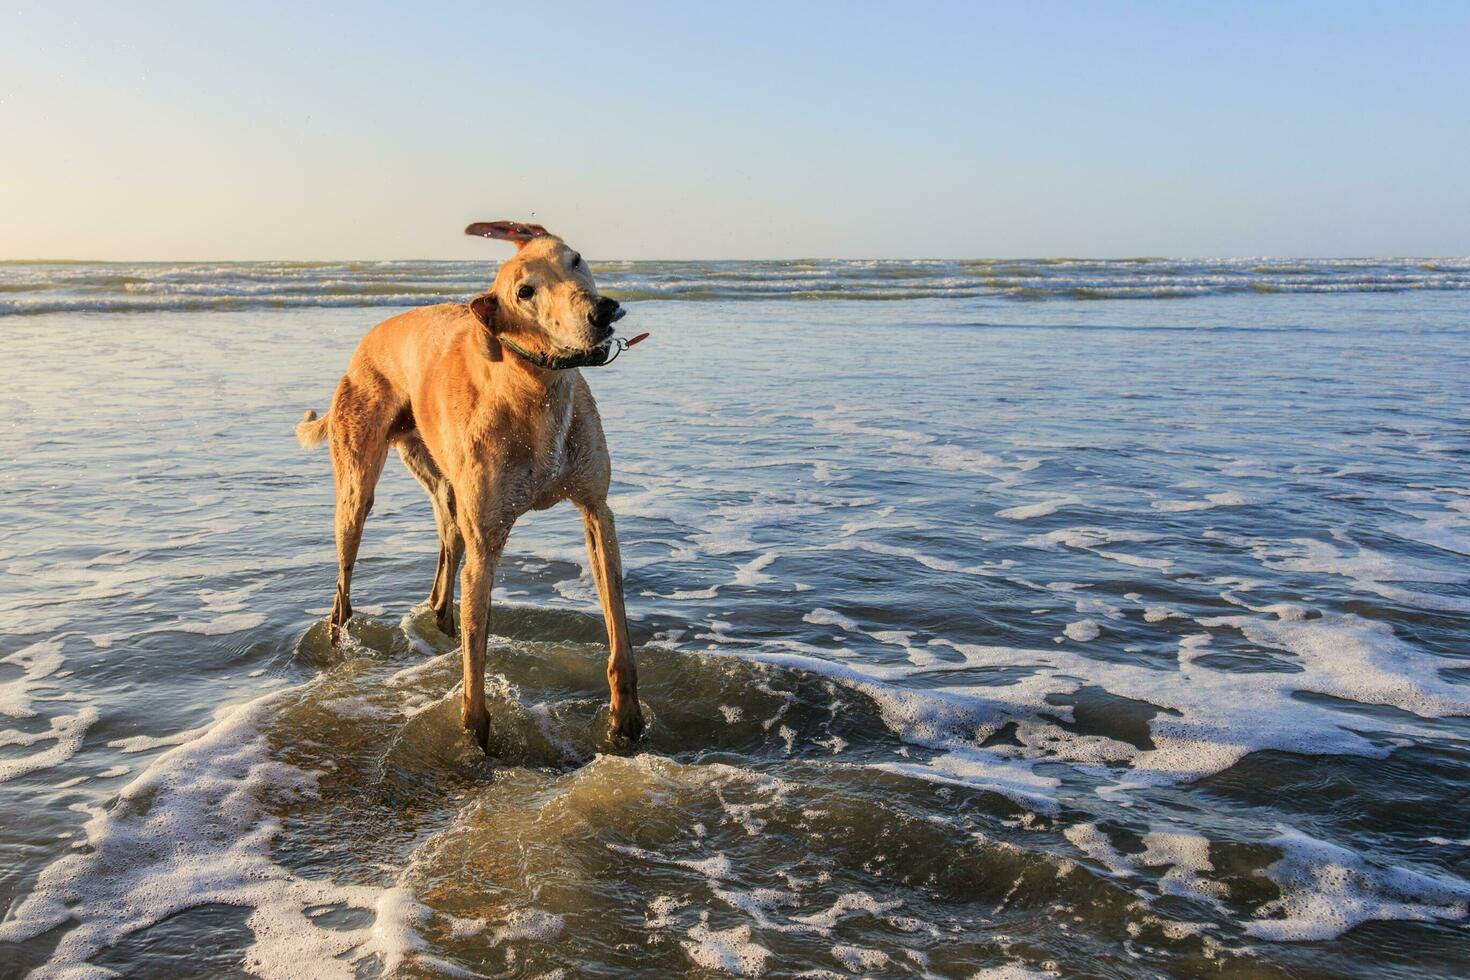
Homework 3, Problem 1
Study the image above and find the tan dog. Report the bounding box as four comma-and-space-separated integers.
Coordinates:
295, 221, 644, 750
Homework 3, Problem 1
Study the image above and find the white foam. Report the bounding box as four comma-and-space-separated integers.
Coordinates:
1024, 527, 1158, 550
1095, 550, 1173, 571
0, 637, 98, 783
1022, 527, 1173, 573
682, 916, 772, 976
1151, 491, 1248, 513
699, 595, 1466, 802
369, 887, 432, 974
1073, 597, 1124, 621
0, 707, 99, 783
831, 944, 891, 972
488, 907, 565, 945
1140, 831, 1227, 905
708, 647, 1058, 809
970, 965, 1054, 980
706, 885, 800, 934
647, 895, 687, 929
1202, 613, 1470, 718
838, 505, 924, 536
803, 608, 860, 633
152, 611, 268, 635
197, 578, 275, 613
608, 842, 736, 881
810, 460, 840, 483
0, 687, 426, 977
792, 891, 902, 932
1386, 504, 1470, 557
822, 538, 996, 578
1247, 534, 1470, 614
661, 584, 721, 601
733, 551, 780, 587
0, 637, 65, 719
789, 617, 930, 670
551, 577, 600, 605
1062, 620, 1101, 642
1245, 827, 1470, 941
1063, 824, 1136, 877
997, 497, 1079, 521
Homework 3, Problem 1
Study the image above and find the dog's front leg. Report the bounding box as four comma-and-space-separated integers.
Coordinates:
579, 501, 645, 743
457, 512, 510, 752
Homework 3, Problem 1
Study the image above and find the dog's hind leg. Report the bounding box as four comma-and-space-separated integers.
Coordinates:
397, 434, 461, 637
326, 377, 395, 644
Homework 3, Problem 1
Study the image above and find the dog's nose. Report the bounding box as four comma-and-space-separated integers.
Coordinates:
591, 297, 623, 329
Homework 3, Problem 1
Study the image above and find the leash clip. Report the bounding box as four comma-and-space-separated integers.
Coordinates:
603, 331, 650, 366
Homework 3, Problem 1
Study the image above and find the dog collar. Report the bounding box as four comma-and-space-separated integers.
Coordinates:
501, 332, 649, 370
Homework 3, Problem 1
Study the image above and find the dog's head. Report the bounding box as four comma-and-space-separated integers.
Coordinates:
465, 221, 623, 362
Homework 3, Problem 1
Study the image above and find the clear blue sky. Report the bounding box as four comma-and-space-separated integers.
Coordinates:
3, 1, 1467, 259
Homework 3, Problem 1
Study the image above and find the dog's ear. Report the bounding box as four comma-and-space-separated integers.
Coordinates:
465, 220, 552, 251
468, 293, 503, 361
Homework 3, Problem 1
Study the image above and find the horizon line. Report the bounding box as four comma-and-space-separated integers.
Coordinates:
3, 254, 1468, 265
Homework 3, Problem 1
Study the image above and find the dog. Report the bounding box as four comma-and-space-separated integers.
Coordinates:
295, 221, 644, 750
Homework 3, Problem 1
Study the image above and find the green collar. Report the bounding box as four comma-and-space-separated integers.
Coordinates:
499, 331, 649, 370
499, 336, 616, 370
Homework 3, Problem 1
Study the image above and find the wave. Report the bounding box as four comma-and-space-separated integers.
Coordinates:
1, 258, 1468, 315
8, 603, 1468, 976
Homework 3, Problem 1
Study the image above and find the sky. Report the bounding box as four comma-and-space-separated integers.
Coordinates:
2, 2, 1467, 260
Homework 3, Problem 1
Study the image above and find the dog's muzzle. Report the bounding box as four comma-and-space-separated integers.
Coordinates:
590, 297, 625, 338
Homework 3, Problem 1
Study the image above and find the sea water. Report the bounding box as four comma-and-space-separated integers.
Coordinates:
1, 259, 1467, 976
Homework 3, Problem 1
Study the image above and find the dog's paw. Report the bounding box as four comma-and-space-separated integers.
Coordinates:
462, 706, 491, 755
608, 703, 647, 745
328, 595, 351, 647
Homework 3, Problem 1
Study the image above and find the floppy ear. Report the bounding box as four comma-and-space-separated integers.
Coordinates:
468, 293, 503, 361
465, 220, 552, 251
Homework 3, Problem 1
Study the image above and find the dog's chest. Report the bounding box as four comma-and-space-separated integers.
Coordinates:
524, 395, 578, 505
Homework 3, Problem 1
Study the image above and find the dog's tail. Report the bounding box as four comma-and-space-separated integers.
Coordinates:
295, 409, 330, 449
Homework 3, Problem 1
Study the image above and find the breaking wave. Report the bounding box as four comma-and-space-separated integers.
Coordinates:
2, 257, 1468, 315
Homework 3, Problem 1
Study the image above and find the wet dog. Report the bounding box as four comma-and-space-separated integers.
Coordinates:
295, 221, 644, 750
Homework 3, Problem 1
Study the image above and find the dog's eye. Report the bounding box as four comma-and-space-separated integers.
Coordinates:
517, 284, 534, 300
571, 253, 582, 268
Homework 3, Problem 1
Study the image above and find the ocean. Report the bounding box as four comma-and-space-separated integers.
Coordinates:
1, 258, 1468, 977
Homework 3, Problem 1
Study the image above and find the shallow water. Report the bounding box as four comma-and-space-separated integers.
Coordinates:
1, 269, 1469, 977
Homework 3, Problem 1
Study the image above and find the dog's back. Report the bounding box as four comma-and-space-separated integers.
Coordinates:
293, 303, 479, 450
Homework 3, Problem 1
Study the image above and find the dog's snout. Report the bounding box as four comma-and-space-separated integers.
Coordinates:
591, 297, 623, 329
